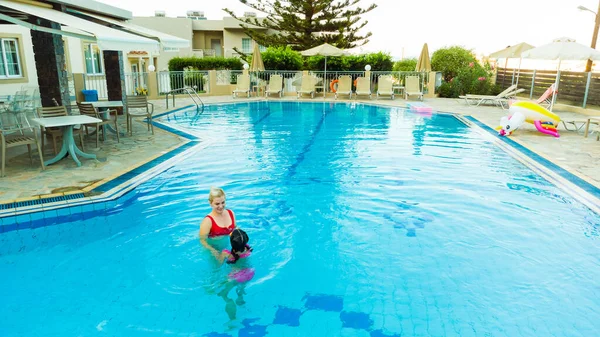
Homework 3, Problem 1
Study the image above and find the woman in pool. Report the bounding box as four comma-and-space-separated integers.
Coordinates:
199, 187, 237, 260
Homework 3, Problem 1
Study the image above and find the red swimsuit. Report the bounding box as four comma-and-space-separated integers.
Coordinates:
206, 209, 236, 237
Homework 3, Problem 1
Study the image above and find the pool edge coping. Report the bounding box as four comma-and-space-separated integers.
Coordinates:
456, 114, 600, 214
1, 100, 599, 227
0, 104, 202, 219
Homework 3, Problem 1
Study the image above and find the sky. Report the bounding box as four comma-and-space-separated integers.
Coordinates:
98, 0, 600, 69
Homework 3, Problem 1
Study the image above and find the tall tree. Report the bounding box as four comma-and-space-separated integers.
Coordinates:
223, 0, 377, 51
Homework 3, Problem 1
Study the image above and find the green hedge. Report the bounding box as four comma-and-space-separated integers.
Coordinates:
169, 50, 395, 72
304, 52, 393, 71
246, 47, 394, 71
168, 57, 244, 71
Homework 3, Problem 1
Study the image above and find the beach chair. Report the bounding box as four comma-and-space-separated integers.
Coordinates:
265, 74, 283, 98
536, 84, 558, 108
404, 76, 424, 101
233, 74, 251, 98
460, 84, 519, 107
376, 75, 394, 100
334, 75, 353, 100
297, 75, 316, 99
354, 77, 372, 100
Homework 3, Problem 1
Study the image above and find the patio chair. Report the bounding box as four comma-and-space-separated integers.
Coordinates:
297, 75, 317, 99
404, 76, 424, 101
354, 77, 372, 100
37, 106, 85, 154
334, 75, 353, 100
459, 84, 519, 107
265, 74, 283, 98
376, 75, 394, 100
233, 74, 251, 98
2, 90, 29, 113
125, 95, 154, 136
77, 102, 120, 148
0, 111, 44, 177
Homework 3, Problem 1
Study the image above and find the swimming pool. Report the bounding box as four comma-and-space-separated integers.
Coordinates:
1, 101, 599, 336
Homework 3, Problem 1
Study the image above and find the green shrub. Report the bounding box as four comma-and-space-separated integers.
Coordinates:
393, 58, 418, 72
430, 46, 497, 97
437, 61, 495, 98
437, 82, 455, 97
260, 46, 304, 70
431, 46, 477, 82
183, 66, 206, 92
168, 57, 243, 71
489, 83, 502, 96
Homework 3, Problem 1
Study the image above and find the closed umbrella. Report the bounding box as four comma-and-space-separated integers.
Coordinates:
489, 42, 535, 87
415, 43, 431, 72
300, 43, 348, 97
250, 42, 264, 71
521, 37, 600, 110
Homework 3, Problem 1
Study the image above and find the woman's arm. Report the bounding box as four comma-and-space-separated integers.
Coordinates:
199, 217, 222, 260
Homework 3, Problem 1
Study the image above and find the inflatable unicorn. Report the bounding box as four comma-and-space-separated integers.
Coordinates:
497, 101, 561, 137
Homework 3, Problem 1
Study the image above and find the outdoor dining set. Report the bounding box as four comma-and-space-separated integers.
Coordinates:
0, 89, 154, 177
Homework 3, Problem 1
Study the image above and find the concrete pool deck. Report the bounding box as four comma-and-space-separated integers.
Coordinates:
1, 95, 599, 209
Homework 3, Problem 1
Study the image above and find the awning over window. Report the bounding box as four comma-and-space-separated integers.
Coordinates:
72, 11, 190, 50
0, 0, 159, 53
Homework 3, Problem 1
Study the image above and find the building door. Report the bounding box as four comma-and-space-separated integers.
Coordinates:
211, 39, 221, 57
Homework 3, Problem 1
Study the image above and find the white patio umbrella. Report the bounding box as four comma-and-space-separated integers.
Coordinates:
521, 37, 600, 111
489, 42, 534, 86
300, 43, 349, 97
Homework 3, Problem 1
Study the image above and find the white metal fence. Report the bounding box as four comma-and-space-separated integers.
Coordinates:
81, 70, 431, 98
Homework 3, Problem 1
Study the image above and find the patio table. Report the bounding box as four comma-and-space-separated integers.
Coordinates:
31, 115, 101, 167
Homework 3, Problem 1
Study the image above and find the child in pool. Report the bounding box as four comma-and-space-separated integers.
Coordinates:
221, 228, 253, 264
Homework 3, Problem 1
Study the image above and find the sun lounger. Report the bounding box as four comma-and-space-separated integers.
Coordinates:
334, 75, 353, 100
266, 74, 283, 98
297, 75, 317, 99
404, 76, 423, 101
460, 84, 518, 107
233, 74, 251, 98
536, 84, 558, 109
354, 77, 371, 99
583, 116, 600, 138
558, 117, 599, 133
376, 75, 394, 100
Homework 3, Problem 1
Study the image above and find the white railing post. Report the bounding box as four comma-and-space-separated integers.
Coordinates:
583, 72, 592, 108
511, 68, 516, 85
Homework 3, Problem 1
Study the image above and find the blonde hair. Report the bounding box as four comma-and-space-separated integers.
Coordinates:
208, 187, 226, 203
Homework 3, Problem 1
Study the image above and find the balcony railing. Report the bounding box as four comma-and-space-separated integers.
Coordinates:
192, 49, 216, 58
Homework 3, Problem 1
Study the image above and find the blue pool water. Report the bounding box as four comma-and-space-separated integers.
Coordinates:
1, 101, 599, 337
